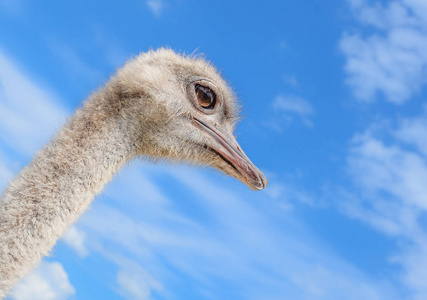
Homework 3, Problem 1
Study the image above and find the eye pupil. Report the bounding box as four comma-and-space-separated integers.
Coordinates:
195, 84, 216, 109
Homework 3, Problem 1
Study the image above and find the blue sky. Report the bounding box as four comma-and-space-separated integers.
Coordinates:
1, 0, 427, 299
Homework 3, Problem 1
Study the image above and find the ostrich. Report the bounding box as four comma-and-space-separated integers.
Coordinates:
0, 48, 267, 297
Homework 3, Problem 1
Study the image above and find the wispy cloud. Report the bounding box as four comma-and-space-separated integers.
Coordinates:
395, 112, 427, 157
267, 94, 314, 131
48, 42, 103, 85
146, 0, 166, 17
0, 49, 67, 156
75, 163, 401, 300
273, 95, 314, 116
0, 41, 402, 300
115, 259, 163, 300
91, 245, 163, 300
91, 26, 128, 68
116, 270, 155, 300
0, 48, 74, 299
62, 226, 89, 258
8, 261, 75, 300
340, 0, 427, 103
0, 163, 13, 190
0, 149, 14, 190
282, 74, 299, 88
335, 110, 427, 299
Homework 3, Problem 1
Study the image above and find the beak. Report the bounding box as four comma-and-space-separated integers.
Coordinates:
193, 117, 267, 191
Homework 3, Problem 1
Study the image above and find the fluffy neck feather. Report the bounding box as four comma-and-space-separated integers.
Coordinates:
0, 88, 137, 297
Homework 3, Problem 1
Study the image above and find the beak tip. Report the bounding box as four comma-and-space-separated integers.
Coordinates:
249, 172, 268, 191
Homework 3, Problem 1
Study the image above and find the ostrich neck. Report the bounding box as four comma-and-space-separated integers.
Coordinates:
0, 91, 136, 297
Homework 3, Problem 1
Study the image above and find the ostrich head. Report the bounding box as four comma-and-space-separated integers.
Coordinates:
112, 48, 267, 191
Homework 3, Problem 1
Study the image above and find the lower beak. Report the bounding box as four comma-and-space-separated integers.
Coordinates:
193, 117, 267, 191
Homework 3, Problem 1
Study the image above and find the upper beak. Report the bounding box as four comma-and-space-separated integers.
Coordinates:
193, 117, 267, 191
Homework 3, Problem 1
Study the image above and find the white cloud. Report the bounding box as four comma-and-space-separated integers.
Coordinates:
91, 26, 128, 68
0, 162, 13, 189
77, 163, 401, 300
282, 74, 298, 87
0, 48, 67, 156
48, 42, 103, 85
342, 122, 427, 233
268, 94, 314, 130
0, 149, 15, 190
336, 112, 427, 299
84, 241, 162, 300
340, 16, 427, 300
0, 37, 405, 300
341, 0, 427, 103
273, 95, 314, 116
8, 261, 75, 300
349, 132, 427, 211
263, 181, 286, 200
395, 113, 427, 157
116, 271, 151, 300
62, 225, 89, 258
146, 0, 165, 17
0, 50, 74, 298
116, 267, 162, 300
0, 46, 400, 298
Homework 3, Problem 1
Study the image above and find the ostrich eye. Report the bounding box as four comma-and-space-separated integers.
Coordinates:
195, 84, 216, 109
